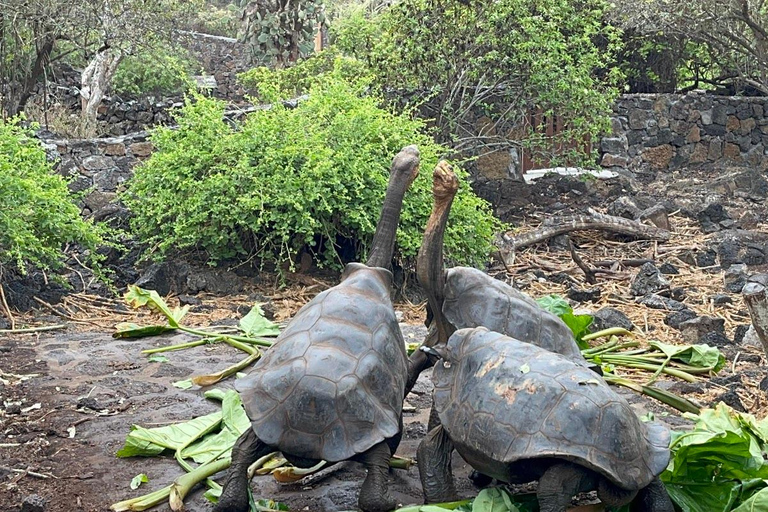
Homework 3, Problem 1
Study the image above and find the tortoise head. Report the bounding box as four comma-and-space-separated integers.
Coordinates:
390, 145, 421, 189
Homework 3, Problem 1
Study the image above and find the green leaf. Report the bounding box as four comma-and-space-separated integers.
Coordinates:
113, 323, 176, 338
116, 411, 222, 457
472, 488, 519, 512
648, 340, 725, 372
180, 427, 239, 464
733, 485, 768, 511
519, 363, 530, 374
559, 312, 593, 347
221, 390, 251, 435
124, 286, 180, 327
239, 304, 280, 337
130, 473, 149, 490
148, 354, 169, 363
255, 500, 289, 511
536, 294, 572, 316
173, 379, 194, 389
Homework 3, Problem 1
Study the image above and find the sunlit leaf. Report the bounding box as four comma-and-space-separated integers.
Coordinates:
130, 473, 149, 490
239, 304, 280, 337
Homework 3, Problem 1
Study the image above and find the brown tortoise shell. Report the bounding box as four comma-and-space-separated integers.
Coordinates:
236, 263, 407, 462
442, 267, 585, 362
432, 327, 670, 490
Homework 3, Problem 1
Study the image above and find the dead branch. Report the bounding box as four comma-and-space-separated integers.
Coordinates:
504, 211, 670, 251
743, 273, 768, 356
568, 238, 597, 284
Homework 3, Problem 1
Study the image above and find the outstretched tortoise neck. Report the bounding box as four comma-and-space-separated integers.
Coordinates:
366, 145, 421, 270
416, 160, 460, 345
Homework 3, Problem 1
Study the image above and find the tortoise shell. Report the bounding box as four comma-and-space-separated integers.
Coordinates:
443, 267, 584, 362
237, 263, 407, 462
432, 327, 670, 490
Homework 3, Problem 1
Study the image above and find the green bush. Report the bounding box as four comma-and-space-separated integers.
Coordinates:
112, 48, 197, 97
0, 117, 105, 278
124, 65, 501, 270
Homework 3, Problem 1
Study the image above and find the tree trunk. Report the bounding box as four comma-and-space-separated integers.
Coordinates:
80, 48, 123, 134
743, 274, 768, 357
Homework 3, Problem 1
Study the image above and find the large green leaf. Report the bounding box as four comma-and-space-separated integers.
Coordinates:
649, 340, 725, 372
733, 486, 768, 512
559, 312, 593, 348
535, 294, 572, 317
113, 323, 176, 338
471, 488, 519, 512
124, 285, 188, 328
221, 390, 251, 435
116, 411, 222, 457
239, 304, 281, 337
180, 428, 239, 464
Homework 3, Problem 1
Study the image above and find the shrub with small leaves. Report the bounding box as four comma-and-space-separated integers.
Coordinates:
0, 117, 105, 279
112, 48, 197, 97
124, 64, 501, 271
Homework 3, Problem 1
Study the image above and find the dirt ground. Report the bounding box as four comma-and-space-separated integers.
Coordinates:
2, 165, 768, 512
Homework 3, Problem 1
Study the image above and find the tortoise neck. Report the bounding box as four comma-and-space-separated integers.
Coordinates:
366, 179, 409, 270
417, 195, 456, 344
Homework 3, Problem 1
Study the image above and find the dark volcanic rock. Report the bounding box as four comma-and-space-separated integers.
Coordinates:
135, 261, 190, 296
591, 307, 634, 331
711, 293, 733, 305
712, 230, 768, 267
659, 262, 680, 275
607, 196, 641, 219
21, 494, 47, 512
679, 316, 726, 344
697, 203, 731, 233
733, 324, 751, 344
664, 309, 698, 329
568, 287, 602, 303
630, 263, 670, 296
178, 294, 202, 306
638, 294, 687, 311
714, 390, 746, 412
698, 331, 732, 347
723, 263, 748, 293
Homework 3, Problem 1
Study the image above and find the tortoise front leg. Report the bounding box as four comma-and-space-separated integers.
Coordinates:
214, 429, 273, 512
355, 441, 397, 512
537, 462, 597, 512
630, 477, 674, 512
418, 424, 458, 503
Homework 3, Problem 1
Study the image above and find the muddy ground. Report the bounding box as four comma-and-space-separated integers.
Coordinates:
2, 164, 768, 512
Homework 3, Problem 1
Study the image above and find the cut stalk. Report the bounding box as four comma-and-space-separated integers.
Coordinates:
582, 327, 633, 341
178, 326, 273, 347
142, 338, 216, 354
604, 376, 701, 414
191, 351, 262, 386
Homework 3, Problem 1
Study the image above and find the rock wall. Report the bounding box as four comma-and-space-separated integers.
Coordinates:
42, 132, 153, 219
601, 92, 768, 172
183, 31, 250, 101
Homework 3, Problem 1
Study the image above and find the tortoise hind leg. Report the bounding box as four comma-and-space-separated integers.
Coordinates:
630, 477, 674, 512
468, 469, 493, 488
214, 429, 273, 512
537, 462, 597, 512
418, 424, 458, 503
355, 441, 397, 512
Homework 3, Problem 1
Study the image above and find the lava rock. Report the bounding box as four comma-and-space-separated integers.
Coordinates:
5, 403, 21, 415
712, 374, 742, 387
733, 324, 751, 344
135, 261, 190, 297
630, 262, 670, 296
698, 331, 732, 347
637, 204, 671, 231
658, 262, 679, 275
664, 309, 698, 329
714, 390, 746, 412
637, 294, 687, 311
711, 293, 733, 305
695, 250, 718, 267
607, 196, 641, 219
591, 307, 634, 331
547, 272, 575, 285
760, 375, 768, 393
679, 316, 726, 344
0, 316, 9, 330
178, 294, 202, 306
567, 287, 602, 303
723, 263, 748, 293
77, 397, 105, 411
20, 494, 46, 512
697, 203, 731, 233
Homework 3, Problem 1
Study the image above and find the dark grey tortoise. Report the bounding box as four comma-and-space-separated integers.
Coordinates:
418, 327, 674, 512
214, 145, 420, 512
405, 163, 588, 397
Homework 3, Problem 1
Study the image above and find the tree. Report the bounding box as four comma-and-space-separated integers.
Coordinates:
0, 0, 195, 129
332, 0, 622, 165
610, 0, 768, 94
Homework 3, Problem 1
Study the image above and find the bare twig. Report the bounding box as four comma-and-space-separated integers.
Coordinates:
0, 280, 15, 330
568, 238, 597, 284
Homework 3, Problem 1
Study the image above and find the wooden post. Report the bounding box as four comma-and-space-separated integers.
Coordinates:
743, 273, 768, 356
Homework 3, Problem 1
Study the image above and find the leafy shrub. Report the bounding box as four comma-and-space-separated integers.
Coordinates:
124, 65, 501, 270
187, 3, 241, 38
112, 48, 197, 97
0, 117, 105, 278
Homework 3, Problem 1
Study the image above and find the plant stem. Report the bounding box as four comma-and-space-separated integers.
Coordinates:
0, 324, 67, 334
191, 352, 262, 386
142, 338, 215, 354
178, 326, 273, 347
582, 327, 633, 341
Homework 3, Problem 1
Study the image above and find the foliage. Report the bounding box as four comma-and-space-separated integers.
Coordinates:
124, 67, 500, 271
187, 2, 242, 38
331, 0, 622, 165
609, 0, 768, 94
240, 0, 326, 68
112, 48, 197, 97
662, 403, 768, 512
0, 117, 104, 278
535, 294, 593, 347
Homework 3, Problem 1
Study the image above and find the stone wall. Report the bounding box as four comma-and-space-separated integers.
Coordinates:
183, 31, 250, 101
601, 92, 768, 172
42, 132, 154, 219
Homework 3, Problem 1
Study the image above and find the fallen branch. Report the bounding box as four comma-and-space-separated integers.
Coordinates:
743, 273, 768, 357
504, 211, 670, 251
568, 238, 597, 284
0, 281, 15, 330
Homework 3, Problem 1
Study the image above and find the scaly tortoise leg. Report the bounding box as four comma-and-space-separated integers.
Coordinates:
355, 441, 397, 512
537, 462, 597, 512
630, 477, 674, 512
418, 424, 458, 504
215, 429, 273, 512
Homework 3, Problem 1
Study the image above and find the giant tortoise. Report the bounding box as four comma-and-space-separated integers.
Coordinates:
214, 145, 420, 512
405, 162, 588, 396
418, 327, 674, 512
